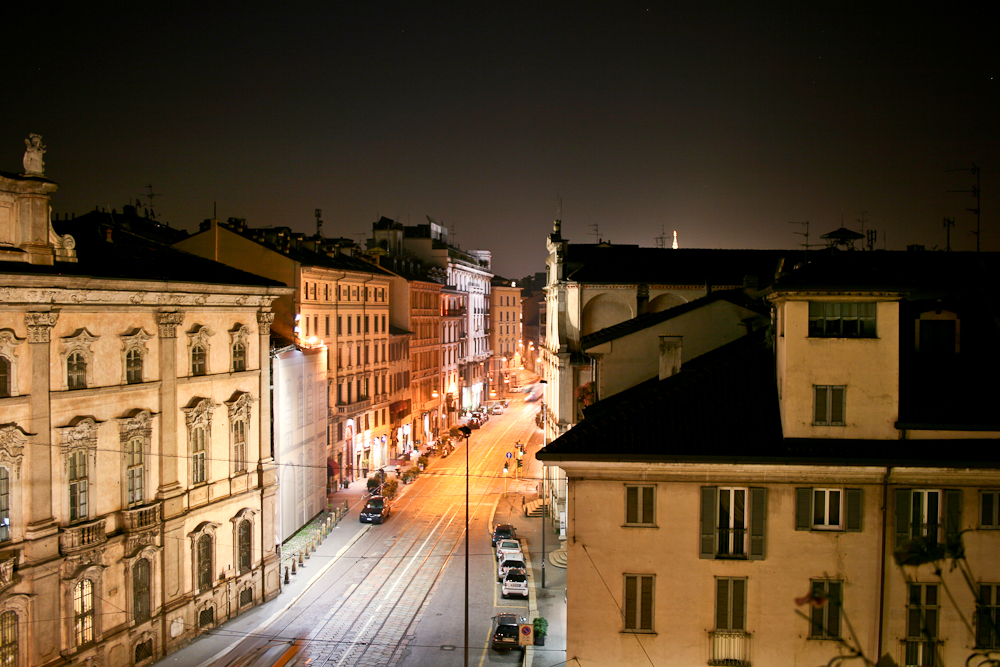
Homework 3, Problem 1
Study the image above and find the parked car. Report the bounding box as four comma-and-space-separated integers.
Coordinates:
491, 404, 503, 415
359, 495, 391, 524
495, 538, 522, 561
502, 568, 529, 599
491, 523, 517, 546
498, 553, 527, 581
491, 612, 527, 651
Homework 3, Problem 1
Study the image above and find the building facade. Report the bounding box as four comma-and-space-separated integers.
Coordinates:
1, 156, 291, 667
489, 279, 522, 403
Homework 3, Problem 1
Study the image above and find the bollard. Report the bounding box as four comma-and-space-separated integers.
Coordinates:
302, 547, 308, 562
291, 558, 297, 575
284, 566, 290, 585
311, 538, 316, 553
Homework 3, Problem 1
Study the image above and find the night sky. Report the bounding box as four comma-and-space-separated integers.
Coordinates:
6, 3, 997, 279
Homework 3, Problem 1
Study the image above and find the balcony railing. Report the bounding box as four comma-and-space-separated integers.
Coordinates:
709, 631, 751, 666
60, 518, 107, 554
121, 504, 160, 532
337, 398, 371, 415
716, 528, 747, 558
903, 639, 940, 667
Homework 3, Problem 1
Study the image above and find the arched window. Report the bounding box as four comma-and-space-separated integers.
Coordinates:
69, 450, 88, 522
197, 534, 213, 591
192, 426, 207, 484
238, 520, 251, 573
0, 467, 9, 542
133, 558, 150, 623
126, 348, 143, 384
0, 357, 10, 398
74, 579, 95, 645
191, 345, 207, 376
68, 351, 87, 389
126, 437, 144, 506
0, 610, 17, 666
232, 342, 246, 372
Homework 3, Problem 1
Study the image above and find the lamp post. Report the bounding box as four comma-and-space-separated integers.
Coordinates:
457, 424, 473, 667
539, 379, 548, 589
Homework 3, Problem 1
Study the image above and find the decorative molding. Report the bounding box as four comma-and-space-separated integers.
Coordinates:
226, 391, 253, 423
24, 311, 58, 342
256, 311, 275, 336
156, 312, 184, 339
4, 287, 279, 308
57, 416, 101, 465
60, 328, 99, 390
0, 330, 24, 397
0, 423, 28, 479
186, 324, 214, 376
117, 410, 153, 445
120, 328, 153, 384
182, 397, 215, 430
228, 324, 250, 372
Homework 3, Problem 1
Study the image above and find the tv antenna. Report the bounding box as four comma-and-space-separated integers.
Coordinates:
588, 223, 602, 243
947, 163, 981, 252
787, 221, 818, 262
143, 183, 163, 223
654, 225, 669, 248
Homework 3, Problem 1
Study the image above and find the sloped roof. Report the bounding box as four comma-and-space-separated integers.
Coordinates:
562, 246, 790, 286
581, 289, 765, 349
5, 217, 287, 287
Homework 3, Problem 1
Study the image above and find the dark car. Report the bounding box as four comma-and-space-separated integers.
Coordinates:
359, 496, 391, 524
491, 612, 527, 651
491, 523, 516, 546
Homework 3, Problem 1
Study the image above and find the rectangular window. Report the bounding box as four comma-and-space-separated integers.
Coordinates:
701, 486, 766, 560
981, 491, 1000, 528
347, 317, 352, 335
808, 302, 876, 337
382, 315, 386, 331
977, 584, 1000, 649
715, 577, 747, 631
338, 316, 343, 335
905, 583, 939, 666
0, 468, 9, 542
895, 489, 961, 550
69, 450, 88, 522
623, 574, 654, 632
813, 385, 846, 425
325, 316, 330, 336
796, 488, 862, 531
625, 485, 655, 526
808, 580, 842, 638
356, 316, 361, 334
365, 316, 369, 333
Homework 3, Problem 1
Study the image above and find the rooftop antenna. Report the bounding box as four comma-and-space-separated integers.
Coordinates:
947, 163, 981, 252
866, 229, 877, 252
588, 223, 601, 243
787, 221, 816, 263
654, 225, 668, 248
943, 217, 955, 252
315, 208, 323, 237
144, 183, 163, 224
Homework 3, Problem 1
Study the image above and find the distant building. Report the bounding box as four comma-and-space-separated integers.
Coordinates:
1, 153, 291, 667
489, 278, 522, 402
539, 249, 1000, 667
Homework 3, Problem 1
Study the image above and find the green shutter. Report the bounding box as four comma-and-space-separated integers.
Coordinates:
701, 487, 717, 559
749, 487, 766, 560
732, 579, 746, 631
716, 578, 730, 630
814, 386, 828, 423
642, 487, 654, 525
624, 575, 637, 630
845, 489, 863, 532
895, 489, 912, 549
795, 488, 812, 530
828, 582, 842, 637
626, 487, 638, 524
945, 489, 962, 542
640, 576, 653, 631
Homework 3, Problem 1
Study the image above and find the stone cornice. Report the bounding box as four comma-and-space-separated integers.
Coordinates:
0, 285, 284, 308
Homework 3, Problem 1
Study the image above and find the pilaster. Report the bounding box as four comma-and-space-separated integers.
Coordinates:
23, 311, 58, 545
157, 312, 185, 507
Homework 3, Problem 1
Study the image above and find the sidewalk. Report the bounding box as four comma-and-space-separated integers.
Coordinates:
488, 421, 567, 667
154, 478, 375, 667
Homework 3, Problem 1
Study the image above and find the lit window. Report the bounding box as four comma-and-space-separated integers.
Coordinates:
68, 351, 87, 389
238, 520, 252, 573
69, 450, 88, 522
192, 426, 207, 484
192, 345, 207, 376
126, 437, 144, 506
232, 342, 246, 372
808, 302, 876, 338
126, 348, 143, 384
74, 579, 95, 646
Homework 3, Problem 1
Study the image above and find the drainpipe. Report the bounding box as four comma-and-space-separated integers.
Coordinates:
877, 465, 892, 659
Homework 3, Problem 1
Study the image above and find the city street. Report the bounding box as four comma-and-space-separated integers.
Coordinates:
158, 386, 562, 667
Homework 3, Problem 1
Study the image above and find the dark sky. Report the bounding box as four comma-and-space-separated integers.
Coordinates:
6, 3, 997, 279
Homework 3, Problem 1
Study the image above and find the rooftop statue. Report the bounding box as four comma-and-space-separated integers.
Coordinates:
23, 133, 45, 175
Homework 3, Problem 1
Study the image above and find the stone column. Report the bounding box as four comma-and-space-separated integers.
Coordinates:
256, 312, 274, 461
23, 312, 58, 543
156, 312, 185, 508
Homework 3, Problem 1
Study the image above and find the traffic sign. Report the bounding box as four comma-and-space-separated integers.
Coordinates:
518, 623, 534, 646
506, 452, 512, 458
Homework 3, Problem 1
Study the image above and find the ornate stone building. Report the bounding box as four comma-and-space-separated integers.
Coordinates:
0, 143, 291, 667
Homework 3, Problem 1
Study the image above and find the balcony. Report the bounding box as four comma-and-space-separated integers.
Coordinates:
337, 398, 371, 415
121, 504, 160, 532
709, 631, 751, 666
60, 518, 107, 555
715, 528, 747, 559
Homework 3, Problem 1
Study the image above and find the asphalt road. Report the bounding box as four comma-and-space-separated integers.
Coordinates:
210, 393, 542, 667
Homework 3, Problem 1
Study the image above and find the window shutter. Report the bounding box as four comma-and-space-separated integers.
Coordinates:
732, 578, 746, 631
624, 575, 637, 629
827, 582, 842, 637
795, 488, 812, 530
700, 487, 718, 559
944, 489, 962, 542
895, 489, 912, 549
814, 386, 828, 423
716, 578, 730, 630
626, 487, 638, 524
640, 576, 653, 631
830, 386, 845, 424
642, 487, 654, 525
749, 487, 767, 560
845, 489, 863, 532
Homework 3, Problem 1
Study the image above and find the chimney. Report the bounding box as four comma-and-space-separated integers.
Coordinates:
637, 283, 649, 316
658, 335, 682, 380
